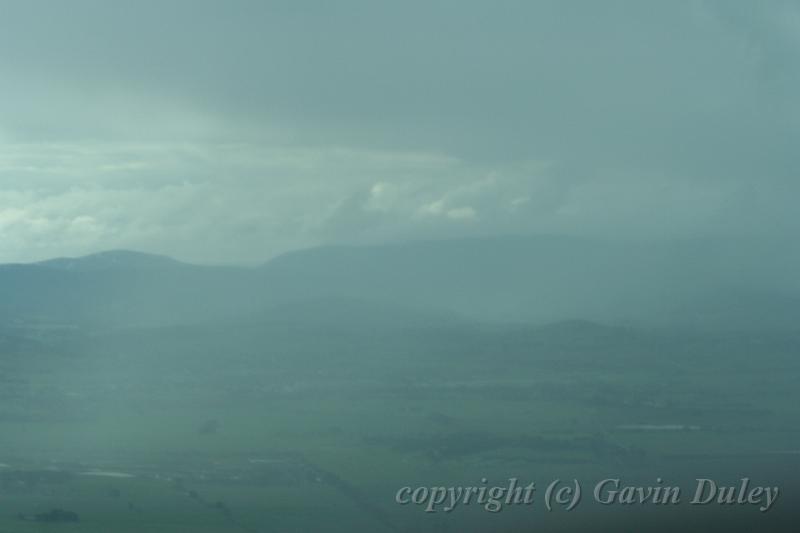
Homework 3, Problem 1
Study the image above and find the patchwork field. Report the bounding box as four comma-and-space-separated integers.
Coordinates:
1, 321, 799, 531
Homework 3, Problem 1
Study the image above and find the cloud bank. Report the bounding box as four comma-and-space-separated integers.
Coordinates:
0, 0, 797, 263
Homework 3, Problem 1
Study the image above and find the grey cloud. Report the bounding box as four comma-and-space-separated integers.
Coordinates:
0, 1, 797, 262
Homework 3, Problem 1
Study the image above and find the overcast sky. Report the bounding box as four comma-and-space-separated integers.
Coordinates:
0, 0, 797, 263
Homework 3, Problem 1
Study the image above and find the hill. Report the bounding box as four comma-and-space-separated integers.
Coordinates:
0, 236, 798, 330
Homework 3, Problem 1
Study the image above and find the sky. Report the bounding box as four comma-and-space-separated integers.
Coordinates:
0, 0, 798, 264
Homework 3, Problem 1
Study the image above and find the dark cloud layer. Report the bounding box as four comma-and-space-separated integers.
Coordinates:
0, 1, 797, 263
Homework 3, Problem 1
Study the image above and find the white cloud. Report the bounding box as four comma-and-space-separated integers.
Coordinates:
0, 2, 797, 262
446, 206, 477, 221
0, 135, 779, 264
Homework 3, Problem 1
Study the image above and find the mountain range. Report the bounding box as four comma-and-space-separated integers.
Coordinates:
1, 236, 798, 331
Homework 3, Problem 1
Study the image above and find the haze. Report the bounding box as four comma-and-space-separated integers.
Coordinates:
1, 3, 799, 532
1, 0, 797, 263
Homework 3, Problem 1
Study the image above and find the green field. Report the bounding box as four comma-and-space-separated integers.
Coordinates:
2, 321, 799, 532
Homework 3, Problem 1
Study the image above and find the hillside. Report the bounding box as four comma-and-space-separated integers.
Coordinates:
1, 236, 798, 330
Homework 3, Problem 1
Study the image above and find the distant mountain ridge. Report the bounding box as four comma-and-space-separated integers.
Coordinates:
35, 250, 185, 271
0, 236, 798, 331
